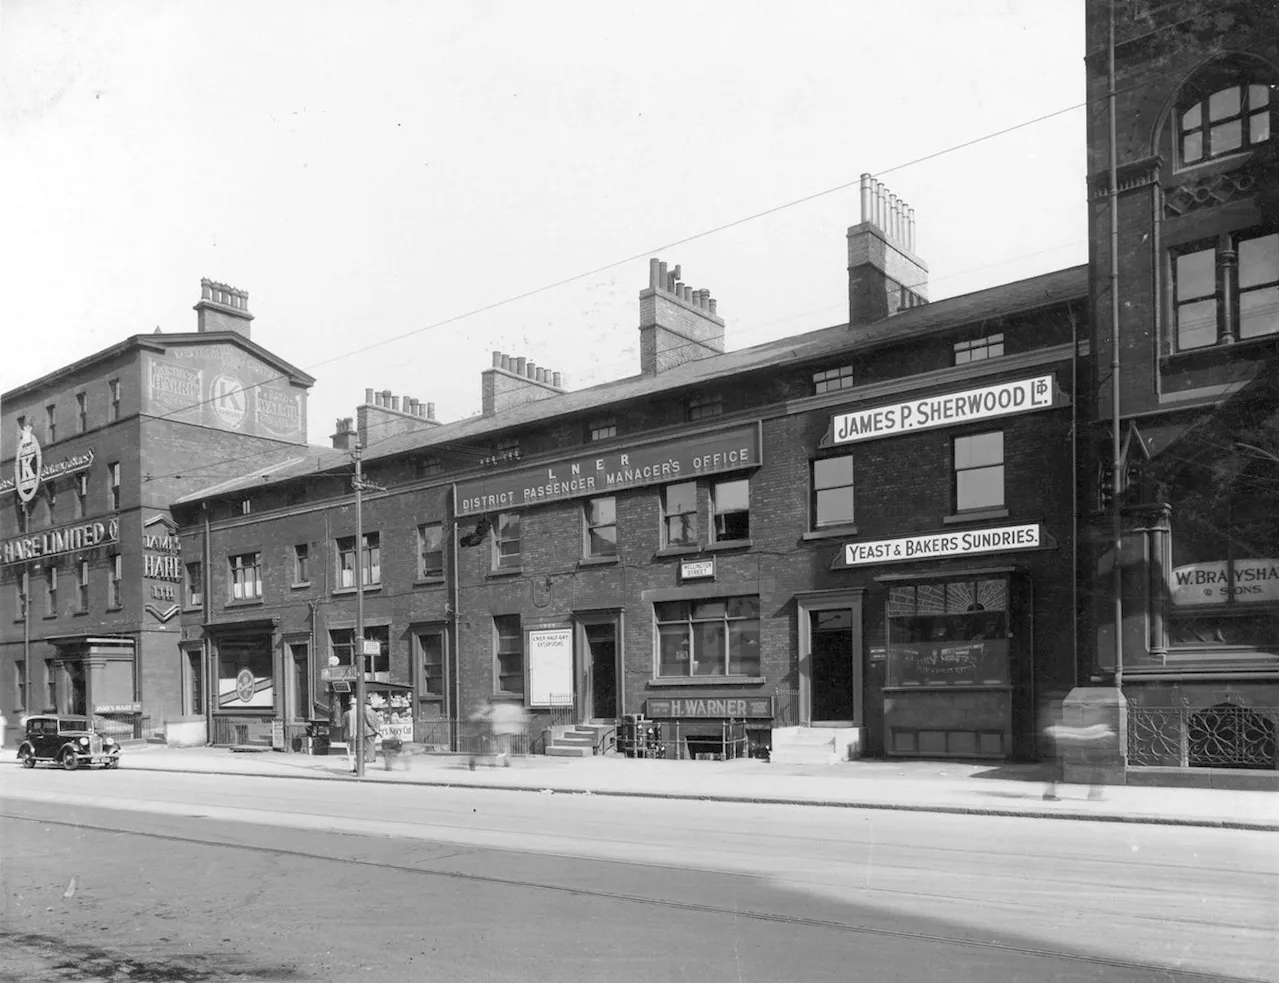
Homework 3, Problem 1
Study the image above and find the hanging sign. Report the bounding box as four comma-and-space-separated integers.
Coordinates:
0, 447, 94, 496
834, 523, 1046, 567
13, 425, 42, 503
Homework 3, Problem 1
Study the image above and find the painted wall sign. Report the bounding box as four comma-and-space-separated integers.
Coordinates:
1, 517, 120, 566
822, 375, 1060, 446
455, 423, 761, 516
142, 515, 182, 604
0, 447, 93, 495
1170, 559, 1279, 606
680, 557, 715, 580
13, 425, 42, 503
645, 697, 773, 719
834, 523, 1045, 568
527, 627, 574, 708
142, 344, 306, 442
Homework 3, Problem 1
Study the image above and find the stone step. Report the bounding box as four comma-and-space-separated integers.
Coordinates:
546, 745, 594, 757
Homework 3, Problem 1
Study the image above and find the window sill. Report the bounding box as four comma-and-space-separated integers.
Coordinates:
1161, 334, 1277, 370
654, 546, 701, 558
414, 576, 446, 587
802, 524, 859, 541
706, 539, 752, 552
647, 676, 766, 688
578, 555, 619, 567
42, 614, 58, 620
942, 508, 1009, 525
182, 605, 203, 613
226, 599, 264, 608
487, 567, 523, 578
332, 585, 382, 595
72, 609, 89, 617
106, 605, 123, 612
291, 581, 311, 590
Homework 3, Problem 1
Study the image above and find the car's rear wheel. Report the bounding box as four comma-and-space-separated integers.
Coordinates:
18, 747, 35, 769
60, 748, 79, 771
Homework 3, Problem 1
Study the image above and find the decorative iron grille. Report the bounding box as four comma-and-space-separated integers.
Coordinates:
1128, 701, 1278, 770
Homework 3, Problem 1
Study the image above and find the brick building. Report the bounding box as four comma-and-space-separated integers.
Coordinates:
1, 280, 313, 743
173, 182, 1089, 763
1073, 0, 1278, 777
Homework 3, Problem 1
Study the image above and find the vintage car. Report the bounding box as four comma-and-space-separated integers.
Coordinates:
17, 714, 121, 770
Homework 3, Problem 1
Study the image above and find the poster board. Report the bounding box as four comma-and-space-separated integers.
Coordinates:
527, 627, 573, 708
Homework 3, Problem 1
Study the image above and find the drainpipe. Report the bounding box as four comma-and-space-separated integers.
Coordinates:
203, 502, 213, 742
1108, 0, 1124, 689
1069, 304, 1080, 688
22, 504, 31, 720
450, 484, 462, 753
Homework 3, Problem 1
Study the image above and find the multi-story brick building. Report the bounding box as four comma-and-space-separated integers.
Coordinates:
173, 183, 1089, 763
1, 280, 313, 743
1075, 0, 1277, 777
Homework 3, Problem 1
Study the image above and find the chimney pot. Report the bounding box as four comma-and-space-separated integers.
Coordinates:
501, 353, 511, 372
658, 261, 668, 292
392, 396, 401, 411
649, 257, 661, 289
427, 402, 436, 419
492, 350, 502, 368
515, 356, 527, 376
709, 298, 717, 315
527, 360, 537, 380
553, 371, 562, 388
365, 388, 374, 404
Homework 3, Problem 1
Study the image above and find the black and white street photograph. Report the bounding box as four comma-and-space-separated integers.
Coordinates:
1, 2, 1276, 980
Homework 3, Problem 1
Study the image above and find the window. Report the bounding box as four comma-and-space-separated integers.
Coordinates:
587, 416, 617, 442
1172, 231, 1278, 350
584, 497, 617, 557
240, 499, 252, 516
185, 562, 203, 607
108, 462, 121, 510
109, 379, 121, 422
77, 392, 87, 432
886, 579, 1010, 687
77, 559, 89, 612
417, 630, 446, 697
75, 473, 88, 519
417, 523, 444, 579
415, 455, 441, 478
712, 478, 750, 541
662, 482, 697, 547
15, 571, 28, 621
656, 597, 760, 677
15, 659, 26, 709
44, 564, 57, 616
337, 533, 380, 588
494, 615, 524, 696
45, 481, 57, 522
493, 513, 521, 569
1177, 77, 1273, 167
953, 333, 1004, 365
483, 437, 521, 466
44, 659, 56, 711
330, 626, 390, 674
293, 544, 310, 585
812, 455, 854, 528
813, 364, 854, 394
46, 404, 56, 443
108, 555, 122, 608
229, 552, 262, 601
953, 431, 1005, 512
686, 394, 723, 422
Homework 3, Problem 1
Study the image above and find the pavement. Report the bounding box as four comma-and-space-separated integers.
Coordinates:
10, 742, 1276, 831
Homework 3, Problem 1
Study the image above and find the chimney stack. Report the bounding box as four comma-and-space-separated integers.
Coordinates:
194, 278, 254, 339
353, 387, 442, 445
331, 417, 357, 450
638, 258, 726, 375
481, 351, 567, 417
847, 174, 928, 326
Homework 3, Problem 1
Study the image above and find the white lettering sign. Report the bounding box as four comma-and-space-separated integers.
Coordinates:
830, 375, 1057, 445
839, 523, 1043, 566
1170, 559, 1279, 606
527, 628, 573, 708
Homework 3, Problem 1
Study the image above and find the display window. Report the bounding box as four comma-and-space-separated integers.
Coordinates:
886, 578, 1009, 687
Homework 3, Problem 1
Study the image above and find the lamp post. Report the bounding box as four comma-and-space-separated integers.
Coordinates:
350, 439, 384, 778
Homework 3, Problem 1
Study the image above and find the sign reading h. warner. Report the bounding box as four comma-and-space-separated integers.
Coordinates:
455, 423, 760, 516
823, 375, 1060, 446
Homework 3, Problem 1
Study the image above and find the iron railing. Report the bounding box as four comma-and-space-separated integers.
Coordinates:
1127, 701, 1278, 770
773, 690, 800, 728
93, 713, 160, 742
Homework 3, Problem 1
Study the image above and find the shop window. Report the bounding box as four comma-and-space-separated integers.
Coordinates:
886, 579, 1009, 687
584, 497, 617, 558
77, 392, 87, 433
15, 659, 26, 709
417, 630, 446, 697
229, 552, 262, 601
953, 431, 1004, 512
813, 364, 853, 395
330, 626, 389, 674
1175, 69, 1273, 167
417, 523, 444, 579
108, 554, 122, 608
811, 455, 854, 528
587, 416, 617, 442
662, 481, 697, 547
217, 637, 274, 710
46, 404, 56, 443
1172, 231, 1278, 351
953, 333, 1004, 365
44, 659, 56, 711
109, 379, 121, 422
655, 596, 760, 678
712, 478, 750, 541
293, 544, 310, 585
77, 559, 89, 613
494, 615, 524, 696
75, 473, 88, 519
108, 462, 121, 510
185, 562, 203, 608
493, 513, 521, 570
44, 564, 57, 617
337, 533, 380, 588
686, 395, 723, 422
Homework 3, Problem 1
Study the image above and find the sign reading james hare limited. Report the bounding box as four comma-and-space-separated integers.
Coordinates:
456, 424, 760, 517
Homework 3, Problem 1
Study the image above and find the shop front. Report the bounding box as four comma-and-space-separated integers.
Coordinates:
209, 621, 277, 746
44, 635, 136, 718
640, 695, 774, 759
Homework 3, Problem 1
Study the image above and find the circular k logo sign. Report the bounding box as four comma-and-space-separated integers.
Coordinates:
14, 424, 42, 504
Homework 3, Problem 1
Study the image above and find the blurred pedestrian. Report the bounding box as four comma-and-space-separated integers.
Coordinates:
489, 702, 528, 768
1041, 698, 1113, 801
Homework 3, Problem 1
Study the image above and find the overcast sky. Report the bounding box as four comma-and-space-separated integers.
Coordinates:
1, 0, 1085, 446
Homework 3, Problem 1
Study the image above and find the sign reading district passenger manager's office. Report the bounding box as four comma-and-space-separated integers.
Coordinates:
455, 423, 760, 516
833, 523, 1046, 568
822, 375, 1062, 446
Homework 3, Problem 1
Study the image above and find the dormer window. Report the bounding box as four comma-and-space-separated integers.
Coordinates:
1174, 61, 1275, 168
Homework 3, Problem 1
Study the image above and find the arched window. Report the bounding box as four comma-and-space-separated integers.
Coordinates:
1173, 60, 1275, 167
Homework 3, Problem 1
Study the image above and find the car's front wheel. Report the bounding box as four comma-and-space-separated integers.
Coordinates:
104, 758, 119, 769
18, 746, 35, 769
60, 747, 79, 771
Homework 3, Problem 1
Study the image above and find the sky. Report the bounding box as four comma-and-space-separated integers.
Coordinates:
1, 0, 1087, 447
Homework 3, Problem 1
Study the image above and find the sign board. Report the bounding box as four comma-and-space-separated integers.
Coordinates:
834, 524, 1045, 568
823, 375, 1060, 446
680, 557, 715, 581
361, 639, 382, 657
527, 627, 574, 707
2, 517, 120, 567
94, 703, 142, 714
12, 425, 42, 503
331, 681, 351, 694
321, 665, 360, 682
271, 720, 285, 750
0, 447, 93, 496
1170, 559, 1279, 606
645, 697, 773, 719
455, 423, 761, 516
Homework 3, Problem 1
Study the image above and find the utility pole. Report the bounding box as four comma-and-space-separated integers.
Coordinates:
350, 439, 384, 778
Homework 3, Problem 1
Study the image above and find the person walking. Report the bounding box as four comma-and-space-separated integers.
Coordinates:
1041, 697, 1113, 801
343, 699, 382, 772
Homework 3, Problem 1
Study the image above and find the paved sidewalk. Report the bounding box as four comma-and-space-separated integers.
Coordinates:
17, 743, 1274, 831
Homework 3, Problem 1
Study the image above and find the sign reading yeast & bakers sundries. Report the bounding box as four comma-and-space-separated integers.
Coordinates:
833, 523, 1047, 568
822, 375, 1062, 446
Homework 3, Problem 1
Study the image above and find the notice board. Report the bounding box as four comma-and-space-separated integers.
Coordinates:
527, 627, 573, 707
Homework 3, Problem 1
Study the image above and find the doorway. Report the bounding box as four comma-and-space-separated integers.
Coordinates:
811, 610, 854, 721
576, 615, 619, 722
